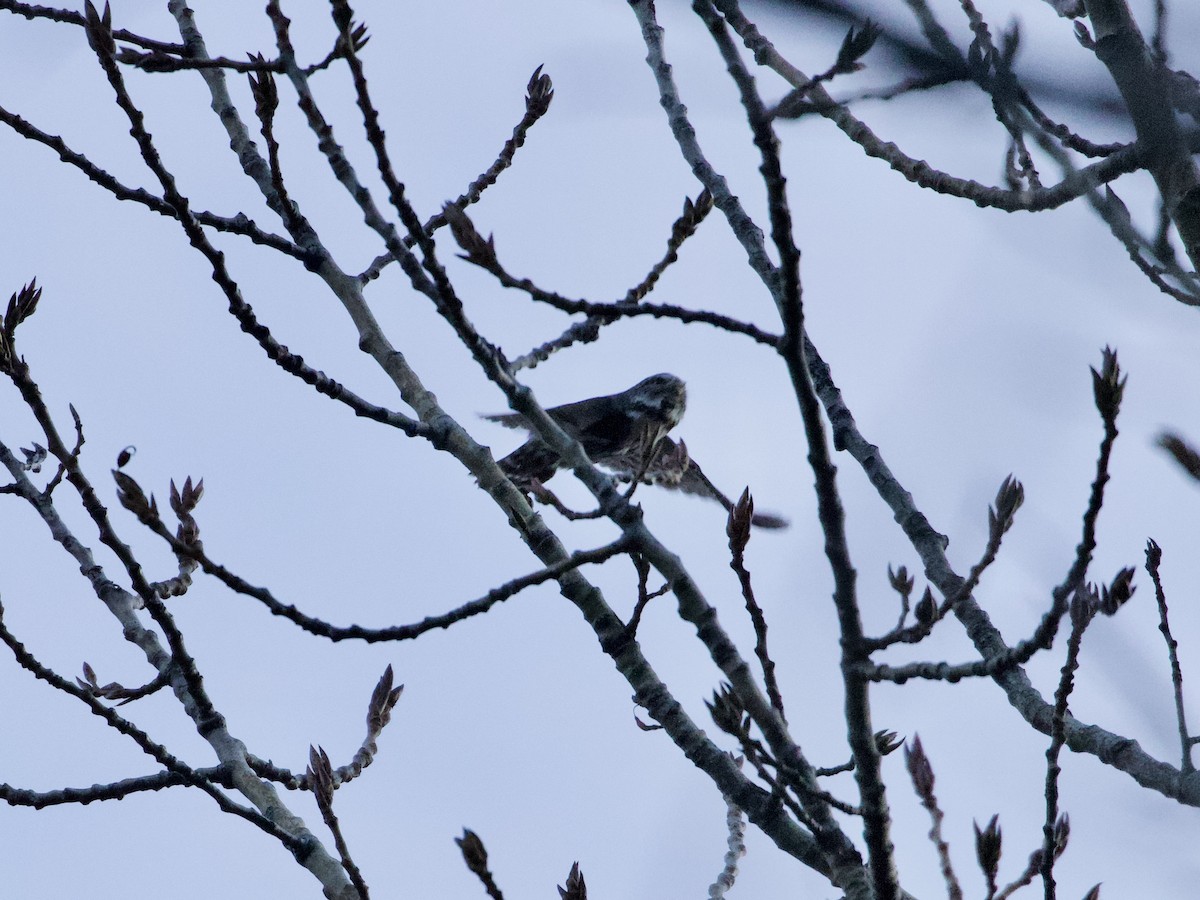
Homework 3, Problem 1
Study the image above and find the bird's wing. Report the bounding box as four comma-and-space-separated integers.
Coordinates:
483, 399, 634, 460
482, 395, 615, 432
482, 411, 529, 430
632, 438, 789, 529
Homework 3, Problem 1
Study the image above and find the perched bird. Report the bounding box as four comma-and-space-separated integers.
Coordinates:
485, 373, 788, 529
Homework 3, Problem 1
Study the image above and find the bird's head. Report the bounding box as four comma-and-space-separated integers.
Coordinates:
626, 373, 687, 429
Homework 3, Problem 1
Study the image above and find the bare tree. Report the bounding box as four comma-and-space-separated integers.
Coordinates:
2, 1, 1199, 898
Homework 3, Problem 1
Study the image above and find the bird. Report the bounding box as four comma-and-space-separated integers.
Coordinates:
485, 373, 788, 529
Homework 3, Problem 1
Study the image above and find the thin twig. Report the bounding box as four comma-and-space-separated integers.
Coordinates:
137, 505, 631, 642
904, 736, 963, 900
726, 490, 785, 720
0, 599, 302, 848
1145, 540, 1195, 772
359, 66, 555, 284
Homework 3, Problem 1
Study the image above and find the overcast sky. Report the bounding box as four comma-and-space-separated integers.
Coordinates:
3, 1, 1200, 897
